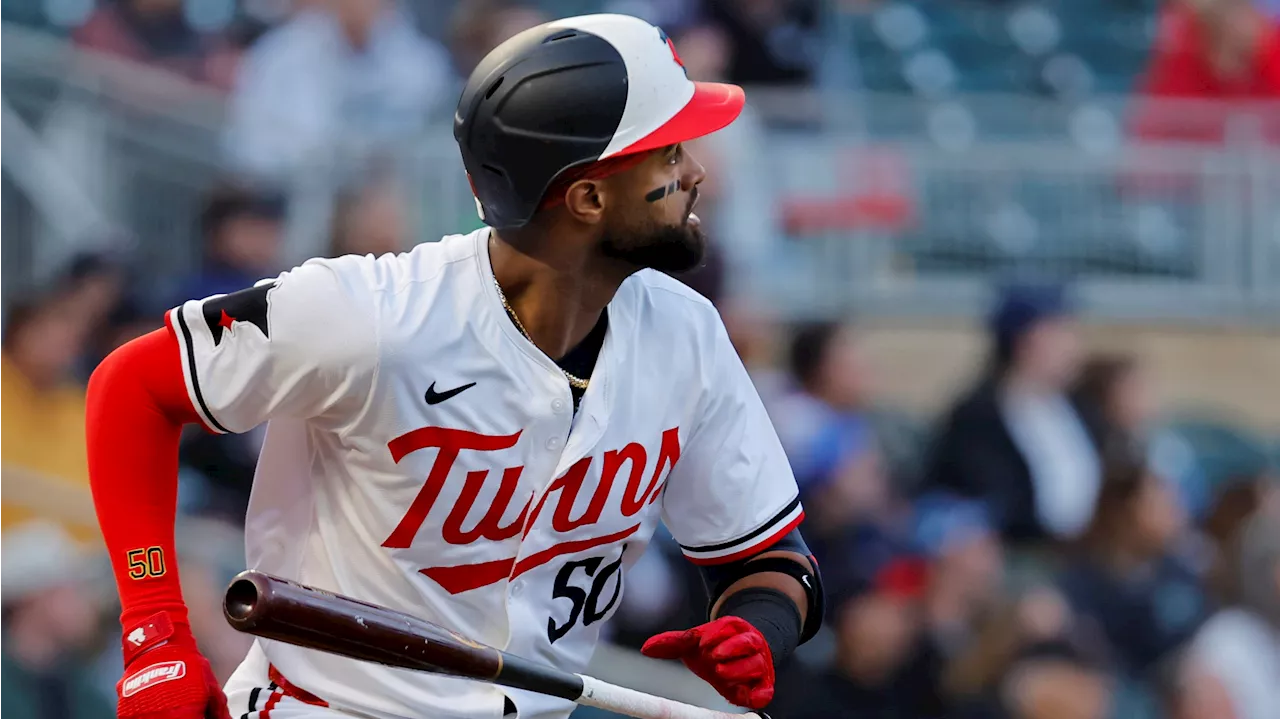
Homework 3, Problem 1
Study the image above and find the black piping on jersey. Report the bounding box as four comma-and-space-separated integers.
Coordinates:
240, 681, 277, 719
679, 495, 802, 553
175, 307, 231, 434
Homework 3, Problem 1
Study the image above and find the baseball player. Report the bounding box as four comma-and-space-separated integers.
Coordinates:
87, 14, 823, 719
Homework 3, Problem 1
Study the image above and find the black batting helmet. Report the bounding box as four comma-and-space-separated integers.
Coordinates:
454, 14, 746, 229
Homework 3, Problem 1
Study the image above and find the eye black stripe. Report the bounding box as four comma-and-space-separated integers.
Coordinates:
644, 179, 680, 203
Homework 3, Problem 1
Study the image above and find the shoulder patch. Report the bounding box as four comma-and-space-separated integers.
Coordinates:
202, 281, 276, 345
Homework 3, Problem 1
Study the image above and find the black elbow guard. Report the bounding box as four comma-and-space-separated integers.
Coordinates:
699, 528, 826, 645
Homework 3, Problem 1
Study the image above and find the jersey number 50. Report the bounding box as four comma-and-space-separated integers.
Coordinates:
547, 546, 626, 644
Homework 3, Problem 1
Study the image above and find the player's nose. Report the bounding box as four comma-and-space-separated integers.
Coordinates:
685, 153, 707, 189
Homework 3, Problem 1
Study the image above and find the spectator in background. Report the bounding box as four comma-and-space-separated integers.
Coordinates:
775, 321, 890, 563
1057, 458, 1209, 687
720, 300, 789, 407
772, 546, 935, 719
925, 283, 1099, 544
204, 15, 278, 92
1071, 353, 1156, 462
327, 176, 409, 258
59, 250, 129, 332
995, 645, 1112, 719
177, 184, 285, 303
1, 292, 99, 542
53, 249, 162, 381
696, 0, 821, 86
1131, 0, 1280, 146
87, 299, 165, 370
934, 577, 1113, 719
912, 496, 1005, 695
1, 521, 112, 719
447, 0, 549, 78
1200, 468, 1276, 603
223, 0, 451, 181
903, 495, 1111, 719
73, 0, 213, 83
1181, 495, 1280, 719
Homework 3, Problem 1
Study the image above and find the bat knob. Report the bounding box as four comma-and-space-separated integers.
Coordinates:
224, 570, 271, 629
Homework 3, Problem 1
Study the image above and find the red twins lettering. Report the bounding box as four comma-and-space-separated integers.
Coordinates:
382, 427, 523, 549
443, 466, 529, 544
383, 426, 681, 593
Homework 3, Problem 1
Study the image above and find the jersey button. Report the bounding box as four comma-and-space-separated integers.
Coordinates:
510, 580, 524, 597
546, 437, 562, 451
551, 398, 567, 413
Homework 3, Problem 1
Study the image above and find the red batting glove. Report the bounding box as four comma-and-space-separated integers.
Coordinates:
640, 615, 775, 710
117, 612, 231, 719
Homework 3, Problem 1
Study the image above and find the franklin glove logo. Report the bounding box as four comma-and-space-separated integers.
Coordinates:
121, 661, 186, 697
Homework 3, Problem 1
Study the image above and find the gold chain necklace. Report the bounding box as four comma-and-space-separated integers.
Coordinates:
494, 277, 590, 391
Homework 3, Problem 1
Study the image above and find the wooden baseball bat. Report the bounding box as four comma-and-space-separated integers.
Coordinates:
223, 570, 767, 719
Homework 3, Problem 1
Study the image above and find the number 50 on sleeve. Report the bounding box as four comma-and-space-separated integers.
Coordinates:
126, 547, 167, 579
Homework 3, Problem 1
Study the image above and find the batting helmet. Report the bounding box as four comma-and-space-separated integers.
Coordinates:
454, 14, 746, 229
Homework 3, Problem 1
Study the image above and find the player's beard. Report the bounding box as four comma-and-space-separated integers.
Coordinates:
599, 193, 706, 273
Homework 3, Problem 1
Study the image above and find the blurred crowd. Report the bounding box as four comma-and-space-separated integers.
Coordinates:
40, 0, 823, 186
3, 1, 1280, 719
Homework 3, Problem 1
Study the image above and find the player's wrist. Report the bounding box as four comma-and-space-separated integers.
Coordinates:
122, 610, 198, 665
716, 588, 801, 669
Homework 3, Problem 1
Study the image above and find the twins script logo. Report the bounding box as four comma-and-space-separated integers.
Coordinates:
382, 426, 681, 594
121, 661, 186, 697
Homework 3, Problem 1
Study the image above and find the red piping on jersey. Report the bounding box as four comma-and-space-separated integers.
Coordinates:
683, 512, 806, 566
87, 327, 203, 629
260, 688, 285, 718
510, 523, 640, 579
420, 558, 516, 595
420, 523, 642, 594
268, 665, 329, 707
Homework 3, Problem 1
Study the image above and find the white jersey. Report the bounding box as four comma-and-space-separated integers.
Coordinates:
167, 228, 802, 719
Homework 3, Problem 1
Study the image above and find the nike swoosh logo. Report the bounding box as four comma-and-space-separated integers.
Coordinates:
424, 381, 476, 405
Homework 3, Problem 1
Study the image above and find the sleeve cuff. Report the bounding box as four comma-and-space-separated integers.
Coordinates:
678, 496, 805, 565
166, 306, 229, 434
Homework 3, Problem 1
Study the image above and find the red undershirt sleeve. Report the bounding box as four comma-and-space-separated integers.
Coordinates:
86, 326, 202, 629
88, 259, 379, 631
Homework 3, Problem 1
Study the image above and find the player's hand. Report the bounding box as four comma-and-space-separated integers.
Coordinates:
640, 615, 774, 709
117, 612, 231, 719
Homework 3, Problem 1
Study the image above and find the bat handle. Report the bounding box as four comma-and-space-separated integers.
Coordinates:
576, 675, 767, 719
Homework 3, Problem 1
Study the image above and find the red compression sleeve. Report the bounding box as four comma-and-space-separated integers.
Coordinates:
86, 327, 203, 628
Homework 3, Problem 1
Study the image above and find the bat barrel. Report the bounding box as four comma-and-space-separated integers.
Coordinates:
223, 570, 503, 680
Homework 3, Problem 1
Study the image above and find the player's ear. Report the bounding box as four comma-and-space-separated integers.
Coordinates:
563, 179, 606, 225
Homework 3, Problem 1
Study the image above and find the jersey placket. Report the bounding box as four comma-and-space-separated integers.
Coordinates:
501, 354, 615, 652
